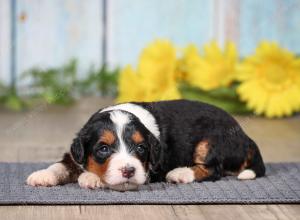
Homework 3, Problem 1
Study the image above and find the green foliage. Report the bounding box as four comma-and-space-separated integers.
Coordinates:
22, 59, 78, 105
180, 83, 251, 114
76, 65, 119, 97
22, 60, 119, 106
0, 85, 26, 111
0, 60, 120, 111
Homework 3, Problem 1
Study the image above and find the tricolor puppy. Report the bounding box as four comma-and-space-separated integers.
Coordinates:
27, 100, 265, 191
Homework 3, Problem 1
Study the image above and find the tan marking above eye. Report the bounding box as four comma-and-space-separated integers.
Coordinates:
132, 131, 144, 144
99, 130, 115, 145
193, 140, 210, 164
87, 156, 110, 183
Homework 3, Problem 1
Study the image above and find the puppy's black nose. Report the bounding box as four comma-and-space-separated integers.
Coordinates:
121, 166, 135, 178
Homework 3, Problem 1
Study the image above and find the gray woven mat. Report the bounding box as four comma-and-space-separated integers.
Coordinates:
0, 162, 299, 204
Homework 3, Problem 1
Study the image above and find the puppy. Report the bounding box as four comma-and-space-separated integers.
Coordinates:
27, 99, 265, 191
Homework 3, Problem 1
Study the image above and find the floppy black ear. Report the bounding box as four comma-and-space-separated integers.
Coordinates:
148, 134, 163, 173
70, 125, 91, 164
70, 136, 85, 164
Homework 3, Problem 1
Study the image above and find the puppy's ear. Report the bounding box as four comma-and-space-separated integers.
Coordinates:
148, 134, 163, 173
70, 126, 90, 164
70, 136, 85, 164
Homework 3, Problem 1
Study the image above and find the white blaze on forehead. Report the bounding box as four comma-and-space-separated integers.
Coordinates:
104, 110, 147, 186
100, 103, 160, 139
109, 110, 130, 154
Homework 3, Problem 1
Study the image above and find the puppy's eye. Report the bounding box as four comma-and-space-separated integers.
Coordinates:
136, 144, 146, 154
95, 145, 111, 157
99, 145, 109, 153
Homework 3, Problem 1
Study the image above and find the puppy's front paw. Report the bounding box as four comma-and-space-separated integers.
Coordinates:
78, 172, 104, 189
26, 169, 59, 187
166, 167, 195, 184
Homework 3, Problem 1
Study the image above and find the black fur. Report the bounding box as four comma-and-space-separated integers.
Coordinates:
70, 111, 117, 166
69, 99, 265, 183
69, 110, 155, 170
132, 100, 265, 182
60, 153, 83, 182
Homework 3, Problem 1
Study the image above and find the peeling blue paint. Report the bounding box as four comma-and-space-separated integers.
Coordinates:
1, 0, 300, 87
239, 0, 300, 55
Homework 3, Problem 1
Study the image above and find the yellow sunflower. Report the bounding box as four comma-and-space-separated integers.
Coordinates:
237, 42, 300, 118
138, 40, 181, 100
117, 40, 181, 102
182, 41, 237, 90
117, 65, 146, 102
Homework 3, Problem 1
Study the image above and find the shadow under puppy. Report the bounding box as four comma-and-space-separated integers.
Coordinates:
27, 99, 265, 191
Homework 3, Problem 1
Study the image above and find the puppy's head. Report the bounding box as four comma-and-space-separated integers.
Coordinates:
71, 109, 161, 191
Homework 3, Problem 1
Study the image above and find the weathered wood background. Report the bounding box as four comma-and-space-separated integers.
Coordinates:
0, 0, 300, 87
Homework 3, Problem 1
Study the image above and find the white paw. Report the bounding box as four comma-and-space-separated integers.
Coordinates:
78, 172, 104, 189
26, 169, 59, 187
166, 167, 195, 183
237, 169, 256, 180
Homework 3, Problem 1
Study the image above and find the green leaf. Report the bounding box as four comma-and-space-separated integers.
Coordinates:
1, 59, 119, 110
22, 59, 78, 106
180, 85, 251, 115
4, 95, 25, 111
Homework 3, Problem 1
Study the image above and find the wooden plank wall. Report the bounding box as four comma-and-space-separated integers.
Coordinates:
106, 0, 214, 67
0, 0, 11, 84
0, 0, 299, 88
0, 0, 103, 87
238, 0, 300, 56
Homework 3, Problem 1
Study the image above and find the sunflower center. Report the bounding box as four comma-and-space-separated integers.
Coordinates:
264, 64, 286, 84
